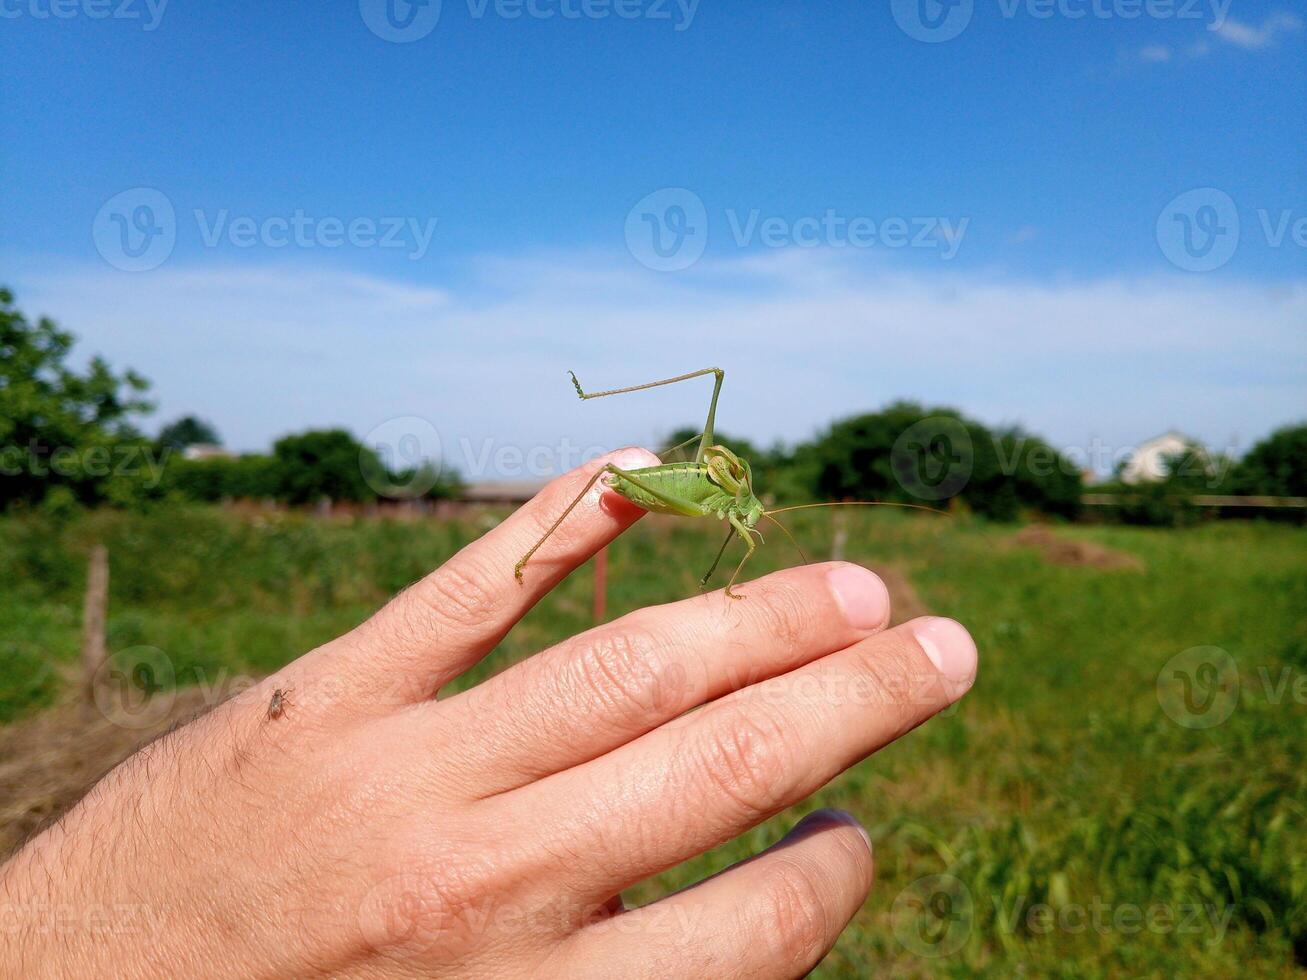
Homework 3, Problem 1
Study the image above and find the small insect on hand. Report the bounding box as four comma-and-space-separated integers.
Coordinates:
266, 687, 293, 721
514, 368, 940, 600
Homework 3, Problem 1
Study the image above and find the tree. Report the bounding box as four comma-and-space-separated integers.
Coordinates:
0, 288, 153, 508
158, 416, 221, 450
1238, 423, 1307, 497
790, 402, 1082, 520
271, 429, 379, 504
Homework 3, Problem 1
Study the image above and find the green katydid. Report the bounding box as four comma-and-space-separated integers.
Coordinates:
513, 368, 939, 599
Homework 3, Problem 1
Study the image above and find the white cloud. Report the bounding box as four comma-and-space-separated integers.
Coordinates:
12, 252, 1306, 476
1213, 12, 1302, 49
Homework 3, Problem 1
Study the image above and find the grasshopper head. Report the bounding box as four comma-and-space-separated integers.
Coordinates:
705, 445, 763, 527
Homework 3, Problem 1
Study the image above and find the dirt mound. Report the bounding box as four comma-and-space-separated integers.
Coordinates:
0, 688, 212, 861
1014, 525, 1144, 571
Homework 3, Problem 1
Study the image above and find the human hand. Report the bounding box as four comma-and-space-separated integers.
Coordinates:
0, 448, 977, 979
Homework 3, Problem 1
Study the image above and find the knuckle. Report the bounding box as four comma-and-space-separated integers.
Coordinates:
751, 583, 812, 651
754, 860, 835, 967
695, 705, 797, 819
851, 639, 924, 730
418, 557, 500, 630
568, 629, 662, 725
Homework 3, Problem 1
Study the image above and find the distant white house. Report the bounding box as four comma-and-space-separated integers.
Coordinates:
182, 443, 234, 461
1120, 431, 1206, 484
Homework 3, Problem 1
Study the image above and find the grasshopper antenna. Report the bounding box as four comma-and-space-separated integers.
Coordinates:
761, 512, 809, 566
765, 500, 949, 518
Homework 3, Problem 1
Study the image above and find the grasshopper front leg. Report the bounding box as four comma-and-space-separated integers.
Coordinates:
722, 512, 759, 600
699, 526, 736, 589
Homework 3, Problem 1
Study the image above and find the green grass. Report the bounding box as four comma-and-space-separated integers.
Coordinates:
1, 506, 1304, 976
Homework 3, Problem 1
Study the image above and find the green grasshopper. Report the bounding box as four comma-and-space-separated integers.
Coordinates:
514, 367, 935, 599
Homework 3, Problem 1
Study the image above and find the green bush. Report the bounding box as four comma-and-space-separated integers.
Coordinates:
1237, 423, 1307, 498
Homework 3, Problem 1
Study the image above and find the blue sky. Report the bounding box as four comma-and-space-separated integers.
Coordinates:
3, 0, 1304, 476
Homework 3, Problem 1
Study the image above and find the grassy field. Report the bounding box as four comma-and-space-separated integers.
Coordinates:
1, 505, 1304, 976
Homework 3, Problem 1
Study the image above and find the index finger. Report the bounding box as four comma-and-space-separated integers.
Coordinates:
300, 447, 660, 710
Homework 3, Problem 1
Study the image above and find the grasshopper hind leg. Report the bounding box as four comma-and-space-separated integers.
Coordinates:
514, 467, 612, 582
515, 462, 709, 583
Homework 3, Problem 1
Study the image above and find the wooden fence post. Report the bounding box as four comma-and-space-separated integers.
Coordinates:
81, 545, 109, 700
830, 509, 848, 562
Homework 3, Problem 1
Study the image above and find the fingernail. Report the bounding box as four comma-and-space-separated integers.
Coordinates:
827, 564, 891, 631
610, 446, 660, 470
910, 617, 978, 701
815, 808, 874, 853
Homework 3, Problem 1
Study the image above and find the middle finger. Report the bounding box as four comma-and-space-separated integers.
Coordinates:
431, 562, 891, 796
506, 616, 977, 904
